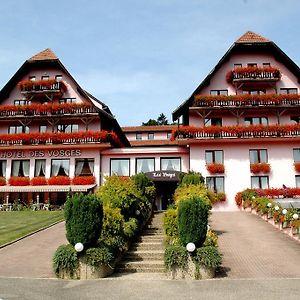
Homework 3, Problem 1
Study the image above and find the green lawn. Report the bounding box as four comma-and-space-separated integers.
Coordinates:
0, 210, 64, 246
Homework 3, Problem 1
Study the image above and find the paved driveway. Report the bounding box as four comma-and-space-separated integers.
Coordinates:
0, 222, 67, 278
211, 211, 300, 279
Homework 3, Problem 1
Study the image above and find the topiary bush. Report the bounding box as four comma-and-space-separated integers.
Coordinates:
179, 171, 204, 187
53, 244, 79, 278
164, 244, 188, 270
64, 193, 103, 248
178, 196, 209, 248
85, 247, 113, 267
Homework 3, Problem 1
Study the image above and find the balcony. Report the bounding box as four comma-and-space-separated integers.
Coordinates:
0, 131, 122, 147
0, 103, 98, 118
171, 124, 300, 141
18, 79, 66, 96
192, 94, 300, 109
226, 66, 281, 84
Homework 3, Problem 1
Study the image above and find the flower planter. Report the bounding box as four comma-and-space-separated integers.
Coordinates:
78, 261, 114, 279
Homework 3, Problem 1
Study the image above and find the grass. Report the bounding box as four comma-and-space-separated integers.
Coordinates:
0, 210, 64, 246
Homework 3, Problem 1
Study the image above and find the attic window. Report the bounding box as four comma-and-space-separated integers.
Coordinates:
29, 76, 36, 81
263, 63, 270, 67
59, 98, 75, 104
247, 63, 257, 67
234, 64, 242, 69
55, 75, 63, 82
41, 75, 49, 80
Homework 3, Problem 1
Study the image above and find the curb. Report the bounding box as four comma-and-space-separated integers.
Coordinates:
0, 219, 64, 249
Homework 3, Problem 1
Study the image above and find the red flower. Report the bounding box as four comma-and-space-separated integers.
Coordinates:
72, 176, 96, 185
0, 177, 6, 186
250, 163, 271, 174
31, 177, 48, 186
206, 163, 225, 174
294, 162, 300, 173
9, 177, 30, 186
48, 176, 71, 185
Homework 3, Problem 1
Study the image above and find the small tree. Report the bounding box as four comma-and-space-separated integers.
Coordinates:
157, 113, 168, 125
177, 196, 209, 248
179, 171, 204, 186
65, 193, 103, 248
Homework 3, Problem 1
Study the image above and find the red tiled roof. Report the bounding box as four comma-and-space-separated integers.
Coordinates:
122, 125, 177, 133
130, 140, 179, 147
29, 48, 58, 61
236, 31, 270, 44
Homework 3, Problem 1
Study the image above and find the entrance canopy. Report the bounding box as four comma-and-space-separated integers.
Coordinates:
145, 170, 183, 182
0, 184, 96, 193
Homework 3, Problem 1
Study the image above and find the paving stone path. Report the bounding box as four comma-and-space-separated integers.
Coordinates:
211, 211, 300, 279
0, 222, 67, 278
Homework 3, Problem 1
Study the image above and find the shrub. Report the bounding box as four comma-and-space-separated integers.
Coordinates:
255, 197, 270, 214
85, 247, 113, 267
123, 218, 139, 238
101, 205, 125, 239
53, 244, 79, 278
178, 196, 209, 248
164, 244, 188, 270
164, 208, 178, 243
132, 173, 154, 197
203, 230, 218, 247
179, 171, 204, 186
65, 193, 103, 247
194, 246, 222, 268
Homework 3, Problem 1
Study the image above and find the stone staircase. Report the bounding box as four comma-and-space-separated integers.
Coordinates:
115, 212, 165, 274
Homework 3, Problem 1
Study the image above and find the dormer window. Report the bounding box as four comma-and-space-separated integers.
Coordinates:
205, 118, 222, 127
41, 75, 49, 80
55, 75, 63, 82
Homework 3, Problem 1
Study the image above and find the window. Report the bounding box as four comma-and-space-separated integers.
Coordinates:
51, 159, 70, 177
136, 133, 142, 140
204, 118, 222, 127
296, 176, 300, 187
9, 125, 29, 134
251, 176, 269, 189
39, 125, 47, 133
205, 150, 223, 164
280, 88, 298, 95
75, 159, 94, 176
55, 75, 63, 82
29, 76, 36, 81
136, 158, 155, 173
57, 124, 79, 133
247, 63, 257, 67
161, 158, 181, 171
244, 117, 268, 125
11, 160, 30, 177
262, 63, 271, 67
293, 149, 300, 162
34, 159, 46, 177
243, 90, 266, 95
206, 176, 224, 193
59, 98, 76, 104
41, 75, 49, 80
14, 100, 30, 106
148, 133, 154, 140
234, 64, 242, 69
249, 149, 268, 164
167, 132, 172, 139
0, 160, 7, 177
210, 90, 228, 96
110, 159, 130, 176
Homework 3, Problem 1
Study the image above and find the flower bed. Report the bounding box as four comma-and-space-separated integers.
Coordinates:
250, 163, 270, 174
9, 176, 30, 186
72, 176, 96, 185
18, 79, 67, 92
48, 176, 71, 185
294, 162, 300, 173
206, 163, 225, 174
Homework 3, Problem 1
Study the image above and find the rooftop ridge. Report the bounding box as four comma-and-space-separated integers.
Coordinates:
29, 48, 58, 61
236, 31, 270, 44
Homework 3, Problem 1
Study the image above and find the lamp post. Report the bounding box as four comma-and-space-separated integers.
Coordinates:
186, 242, 196, 253
74, 243, 84, 253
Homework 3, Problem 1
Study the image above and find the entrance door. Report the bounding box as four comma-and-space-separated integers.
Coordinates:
154, 181, 178, 211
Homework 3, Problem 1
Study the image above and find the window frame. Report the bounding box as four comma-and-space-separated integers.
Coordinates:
251, 176, 269, 189
244, 117, 268, 126
41, 75, 49, 81
136, 133, 142, 140
249, 149, 268, 164
74, 158, 95, 176
206, 176, 225, 193
209, 90, 228, 96
34, 159, 46, 177
110, 158, 130, 176
160, 157, 181, 171
50, 159, 70, 177
0, 160, 7, 178
280, 88, 298, 95
135, 157, 155, 174
56, 124, 79, 133
205, 150, 224, 164
8, 125, 29, 134
204, 118, 222, 127
293, 148, 300, 162
296, 175, 300, 187
148, 133, 155, 140
11, 159, 30, 177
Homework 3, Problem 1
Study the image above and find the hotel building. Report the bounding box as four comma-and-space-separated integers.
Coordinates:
1, 31, 300, 210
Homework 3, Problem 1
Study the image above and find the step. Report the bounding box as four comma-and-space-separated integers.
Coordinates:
115, 267, 166, 274
123, 250, 164, 261
117, 260, 165, 270
142, 230, 164, 235
131, 243, 164, 251
137, 236, 164, 242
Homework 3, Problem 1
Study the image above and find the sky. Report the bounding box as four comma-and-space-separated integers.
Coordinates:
1, 0, 300, 126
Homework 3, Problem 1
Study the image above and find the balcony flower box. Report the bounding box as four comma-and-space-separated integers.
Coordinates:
9, 176, 30, 186
31, 177, 48, 186
0, 177, 6, 186
294, 162, 300, 173
18, 79, 66, 93
250, 163, 271, 174
72, 176, 96, 185
48, 176, 71, 185
206, 163, 225, 174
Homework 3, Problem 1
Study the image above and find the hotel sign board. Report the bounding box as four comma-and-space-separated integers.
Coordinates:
145, 170, 183, 182
0, 149, 82, 158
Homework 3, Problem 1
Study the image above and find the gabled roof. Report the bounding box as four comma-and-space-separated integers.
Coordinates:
0, 48, 130, 147
172, 31, 300, 122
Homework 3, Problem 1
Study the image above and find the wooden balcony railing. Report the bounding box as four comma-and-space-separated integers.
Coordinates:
0, 131, 122, 147
18, 79, 66, 95
0, 103, 97, 118
192, 94, 300, 108
226, 66, 281, 83
171, 124, 300, 141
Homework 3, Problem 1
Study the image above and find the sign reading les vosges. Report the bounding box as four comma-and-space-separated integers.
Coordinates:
145, 170, 182, 182
0, 149, 82, 158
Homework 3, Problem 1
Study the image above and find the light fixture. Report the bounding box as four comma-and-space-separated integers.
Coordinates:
292, 213, 299, 220
267, 202, 272, 208
186, 242, 196, 253
274, 206, 280, 211
74, 242, 84, 252
282, 209, 288, 215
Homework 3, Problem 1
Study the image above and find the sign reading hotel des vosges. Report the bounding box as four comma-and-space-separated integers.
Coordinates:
0, 149, 82, 158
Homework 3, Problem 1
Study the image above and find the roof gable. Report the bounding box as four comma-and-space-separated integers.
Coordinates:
29, 48, 58, 61
236, 31, 270, 44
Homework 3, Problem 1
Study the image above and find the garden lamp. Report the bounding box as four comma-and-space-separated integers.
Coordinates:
186, 242, 196, 253
74, 242, 84, 252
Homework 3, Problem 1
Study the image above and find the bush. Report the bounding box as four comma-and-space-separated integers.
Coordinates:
164, 244, 188, 270
123, 218, 139, 238
65, 193, 103, 247
203, 230, 218, 247
174, 184, 211, 207
179, 171, 204, 187
85, 247, 113, 267
132, 173, 155, 198
194, 246, 222, 268
178, 196, 209, 248
53, 244, 79, 278
164, 208, 178, 243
